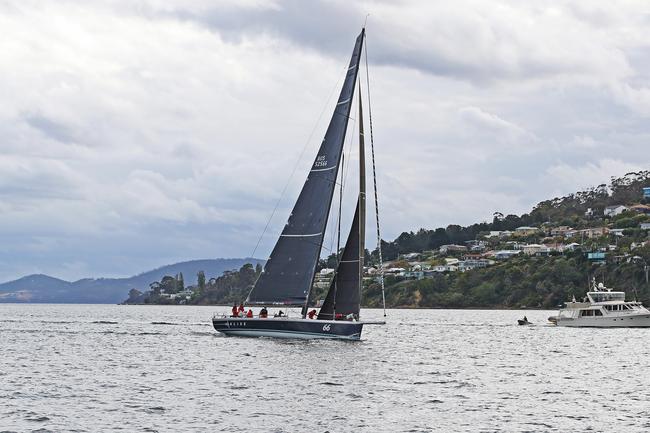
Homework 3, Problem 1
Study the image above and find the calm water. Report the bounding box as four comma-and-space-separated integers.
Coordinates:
1, 305, 650, 432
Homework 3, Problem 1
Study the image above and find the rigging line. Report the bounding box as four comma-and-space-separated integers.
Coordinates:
364, 32, 387, 318
249, 63, 349, 261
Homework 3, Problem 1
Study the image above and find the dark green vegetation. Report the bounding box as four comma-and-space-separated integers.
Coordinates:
124, 264, 262, 305
363, 246, 650, 309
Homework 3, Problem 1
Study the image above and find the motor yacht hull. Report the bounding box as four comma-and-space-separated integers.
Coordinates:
551, 314, 650, 327
212, 317, 363, 340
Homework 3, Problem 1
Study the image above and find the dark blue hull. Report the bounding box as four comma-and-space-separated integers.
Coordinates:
212, 317, 363, 340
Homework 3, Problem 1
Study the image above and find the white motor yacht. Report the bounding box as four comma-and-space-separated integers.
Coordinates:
549, 280, 650, 327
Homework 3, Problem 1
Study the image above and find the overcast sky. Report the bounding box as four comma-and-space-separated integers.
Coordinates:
1, 0, 650, 282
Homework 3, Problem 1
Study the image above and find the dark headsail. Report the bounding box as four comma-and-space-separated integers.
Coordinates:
246, 29, 365, 306
318, 84, 367, 320
317, 202, 362, 319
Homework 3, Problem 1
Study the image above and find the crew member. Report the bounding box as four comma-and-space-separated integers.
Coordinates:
231, 303, 238, 317
259, 306, 268, 318
307, 309, 317, 319
246, 309, 253, 318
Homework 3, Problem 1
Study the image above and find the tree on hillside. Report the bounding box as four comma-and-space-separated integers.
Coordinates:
176, 272, 184, 291
149, 281, 161, 295
160, 276, 177, 293
197, 271, 206, 292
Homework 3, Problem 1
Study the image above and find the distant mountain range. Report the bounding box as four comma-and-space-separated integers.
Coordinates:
0, 258, 263, 304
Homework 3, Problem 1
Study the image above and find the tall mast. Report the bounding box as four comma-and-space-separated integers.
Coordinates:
358, 83, 366, 314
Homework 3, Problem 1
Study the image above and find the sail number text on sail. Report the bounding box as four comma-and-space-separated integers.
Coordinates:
314, 155, 328, 168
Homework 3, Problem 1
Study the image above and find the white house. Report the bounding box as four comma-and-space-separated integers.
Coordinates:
563, 243, 581, 252
439, 244, 467, 254
431, 265, 458, 273
641, 222, 650, 230
522, 244, 550, 255
604, 205, 628, 217
458, 259, 493, 272
493, 250, 522, 260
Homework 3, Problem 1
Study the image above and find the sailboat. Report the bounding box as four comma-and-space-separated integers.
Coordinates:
212, 28, 384, 340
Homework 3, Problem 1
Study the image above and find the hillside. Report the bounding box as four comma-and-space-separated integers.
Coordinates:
361, 171, 650, 308
0, 258, 263, 304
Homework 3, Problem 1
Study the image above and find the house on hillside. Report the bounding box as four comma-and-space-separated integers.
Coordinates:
493, 250, 522, 260
632, 240, 650, 249
630, 204, 650, 214
644, 187, 650, 199
641, 222, 650, 230
585, 208, 594, 218
314, 268, 335, 288
400, 252, 421, 261
522, 244, 550, 256
544, 243, 564, 253
563, 243, 581, 252
587, 251, 606, 262
514, 226, 539, 236
409, 262, 432, 271
604, 205, 628, 217
458, 259, 493, 272
550, 226, 573, 237
439, 244, 467, 254
505, 241, 526, 250
464, 240, 487, 252
403, 270, 424, 280
431, 265, 458, 273
582, 227, 610, 238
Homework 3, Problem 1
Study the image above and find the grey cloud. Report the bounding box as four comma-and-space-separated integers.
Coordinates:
157, 1, 630, 84
24, 113, 76, 144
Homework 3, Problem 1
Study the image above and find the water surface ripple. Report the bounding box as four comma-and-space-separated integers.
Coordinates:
1, 305, 649, 432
